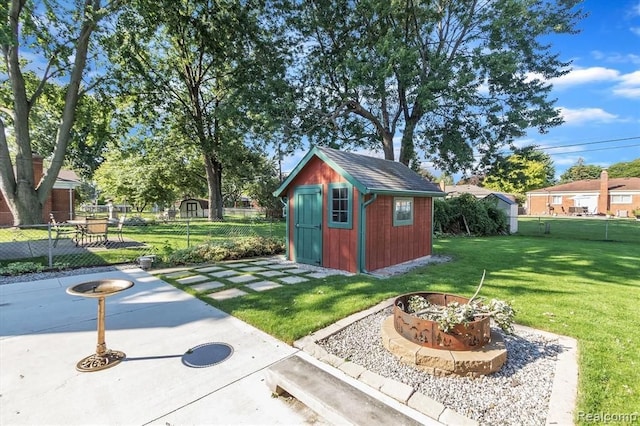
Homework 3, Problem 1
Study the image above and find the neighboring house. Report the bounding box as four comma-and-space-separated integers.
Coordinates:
484, 193, 519, 233
273, 146, 445, 273
440, 183, 516, 202
526, 170, 640, 216
0, 156, 81, 226
178, 198, 209, 218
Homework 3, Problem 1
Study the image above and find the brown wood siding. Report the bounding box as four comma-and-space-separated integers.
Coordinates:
365, 195, 432, 271
285, 157, 359, 273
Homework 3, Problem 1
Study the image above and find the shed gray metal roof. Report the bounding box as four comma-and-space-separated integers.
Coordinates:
274, 146, 445, 197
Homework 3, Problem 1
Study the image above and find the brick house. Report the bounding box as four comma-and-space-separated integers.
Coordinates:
0, 156, 81, 226
525, 170, 640, 217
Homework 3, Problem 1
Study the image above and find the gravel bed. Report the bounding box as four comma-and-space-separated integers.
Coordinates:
317, 307, 562, 425
0, 264, 138, 285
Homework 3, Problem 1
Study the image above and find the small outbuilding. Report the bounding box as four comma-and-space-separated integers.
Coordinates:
178, 198, 209, 218
273, 146, 445, 273
483, 193, 518, 233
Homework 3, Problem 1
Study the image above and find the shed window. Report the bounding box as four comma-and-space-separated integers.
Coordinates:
611, 194, 631, 204
393, 197, 413, 226
328, 183, 352, 229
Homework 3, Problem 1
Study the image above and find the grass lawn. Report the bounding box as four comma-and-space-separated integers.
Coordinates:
169, 219, 639, 423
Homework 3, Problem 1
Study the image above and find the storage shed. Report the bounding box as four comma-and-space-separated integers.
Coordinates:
178, 198, 209, 218
483, 193, 518, 233
273, 146, 445, 273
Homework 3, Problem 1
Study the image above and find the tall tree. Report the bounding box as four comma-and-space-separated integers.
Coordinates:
295, 0, 583, 173
608, 158, 640, 178
109, 0, 295, 220
483, 146, 555, 195
1, 0, 120, 225
558, 157, 602, 183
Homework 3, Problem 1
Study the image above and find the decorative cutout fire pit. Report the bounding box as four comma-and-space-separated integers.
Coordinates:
66, 279, 134, 372
382, 292, 507, 376
394, 292, 491, 350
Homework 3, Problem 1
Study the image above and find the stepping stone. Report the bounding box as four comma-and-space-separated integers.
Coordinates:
238, 266, 267, 272
177, 275, 209, 284
283, 268, 312, 274
306, 272, 330, 279
195, 266, 225, 273
208, 288, 248, 300
190, 281, 225, 292
246, 281, 282, 292
265, 263, 298, 270
211, 270, 240, 278
252, 260, 276, 266
228, 274, 259, 284
279, 276, 310, 285
165, 271, 193, 278
258, 270, 287, 278
224, 262, 250, 268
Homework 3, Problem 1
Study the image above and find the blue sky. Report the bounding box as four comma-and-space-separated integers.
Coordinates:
281, 0, 640, 180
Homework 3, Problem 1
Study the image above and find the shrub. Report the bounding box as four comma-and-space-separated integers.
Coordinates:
165, 236, 285, 265
0, 262, 45, 276
434, 193, 508, 236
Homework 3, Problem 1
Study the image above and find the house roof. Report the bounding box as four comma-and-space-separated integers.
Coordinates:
52, 169, 81, 189
179, 198, 209, 209
527, 177, 640, 194
484, 193, 516, 205
274, 146, 445, 197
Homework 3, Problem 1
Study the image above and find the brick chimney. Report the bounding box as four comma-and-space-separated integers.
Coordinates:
598, 169, 609, 214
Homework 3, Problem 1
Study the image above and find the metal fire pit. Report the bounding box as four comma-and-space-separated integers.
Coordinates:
66, 279, 134, 372
393, 292, 491, 351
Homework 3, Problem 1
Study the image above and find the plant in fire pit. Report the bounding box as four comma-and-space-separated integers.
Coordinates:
406, 271, 515, 333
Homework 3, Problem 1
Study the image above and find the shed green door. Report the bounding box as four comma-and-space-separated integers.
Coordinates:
293, 186, 322, 266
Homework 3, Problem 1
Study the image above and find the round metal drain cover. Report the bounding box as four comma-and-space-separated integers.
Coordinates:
182, 342, 233, 368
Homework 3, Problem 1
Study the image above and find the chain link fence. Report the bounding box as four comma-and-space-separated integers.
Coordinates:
518, 216, 640, 243
0, 217, 285, 273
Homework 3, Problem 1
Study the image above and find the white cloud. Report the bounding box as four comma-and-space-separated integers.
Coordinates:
632, 27, 640, 36
612, 70, 640, 98
591, 50, 640, 65
557, 107, 619, 125
548, 67, 620, 88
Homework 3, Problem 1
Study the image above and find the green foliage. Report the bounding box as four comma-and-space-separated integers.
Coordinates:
607, 158, 640, 178
165, 236, 285, 265
405, 295, 515, 334
434, 193, 508, 236
559, 158, 603, 183
0, 262, 45, 276
483, 146, 555, 194
296, 0, 584, 171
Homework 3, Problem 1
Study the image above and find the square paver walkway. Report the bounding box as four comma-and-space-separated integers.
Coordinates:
194, 266, 225, 273
245, 281, 282, 292
279, 276, 310, 285
165, 270, 194, 278
237, 266, 267, 272
190, 281, 226, 292
281, 268, 311, 274
257, 270, 287, 278
207, 288, 248, 300
227, 274, 260, 284
211, 270, 240, 278
177, 275, 210, 284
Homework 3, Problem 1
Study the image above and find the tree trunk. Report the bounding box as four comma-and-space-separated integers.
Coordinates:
204, 154, 224, 220
381, 129, 395, 161
399, 117, 419, 166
